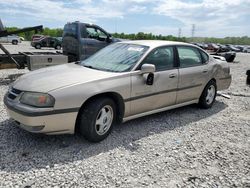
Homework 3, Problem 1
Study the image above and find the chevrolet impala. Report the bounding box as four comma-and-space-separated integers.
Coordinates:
4, 40, 232, 142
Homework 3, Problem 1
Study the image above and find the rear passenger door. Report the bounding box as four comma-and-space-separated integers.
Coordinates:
176, 46, 209, 104
130, 46, 179, 115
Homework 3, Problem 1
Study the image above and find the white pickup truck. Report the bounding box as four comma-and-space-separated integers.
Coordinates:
0, 35, 21, 45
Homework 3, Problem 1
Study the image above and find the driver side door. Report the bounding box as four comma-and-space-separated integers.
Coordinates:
129, 46, 179, 116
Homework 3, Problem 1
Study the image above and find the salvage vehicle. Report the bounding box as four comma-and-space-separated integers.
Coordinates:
4, 40, 232, 142
31, 36, 62, 49
0, 35, 21, 45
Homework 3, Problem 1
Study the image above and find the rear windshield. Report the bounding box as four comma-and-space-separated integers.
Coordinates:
63, 23, 77, 38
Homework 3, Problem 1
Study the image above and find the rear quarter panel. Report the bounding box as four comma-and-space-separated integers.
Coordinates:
210, 57, 232, 90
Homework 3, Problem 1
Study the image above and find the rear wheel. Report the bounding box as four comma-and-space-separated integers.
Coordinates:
199, 80, 217, 109
12, 40, 18, 45
78, 98, 116, 142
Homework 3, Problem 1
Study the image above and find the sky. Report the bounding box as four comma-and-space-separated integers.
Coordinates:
0, 0, 250, 37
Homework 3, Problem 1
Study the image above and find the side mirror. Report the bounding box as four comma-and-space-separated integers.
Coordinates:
141, 64, 155, 74
107, 34, 113, 43
141, 64, 155, 85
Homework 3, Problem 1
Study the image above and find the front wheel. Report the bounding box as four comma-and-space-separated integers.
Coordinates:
78, 98, 116, 142
35, 44, 41, 49
199, 80, 217, 109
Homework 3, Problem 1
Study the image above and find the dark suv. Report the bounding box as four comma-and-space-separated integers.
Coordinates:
31, 36, 62, 49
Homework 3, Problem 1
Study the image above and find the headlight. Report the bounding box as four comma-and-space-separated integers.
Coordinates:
20, 92, 55, 108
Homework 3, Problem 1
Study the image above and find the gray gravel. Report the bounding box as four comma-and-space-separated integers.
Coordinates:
0, 51, 249, 187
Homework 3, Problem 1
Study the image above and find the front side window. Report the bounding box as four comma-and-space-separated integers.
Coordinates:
86, 26, 107, 40
141, 46, 174, 71
177, 46, 202, 68
81, 43, 149, 72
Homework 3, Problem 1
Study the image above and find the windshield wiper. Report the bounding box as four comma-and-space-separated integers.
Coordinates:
82, 64, 103, 71
83, 65, 93, 68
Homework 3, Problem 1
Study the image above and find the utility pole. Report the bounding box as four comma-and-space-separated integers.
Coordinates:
191, 24, 195, 38
178, 28, 182, 38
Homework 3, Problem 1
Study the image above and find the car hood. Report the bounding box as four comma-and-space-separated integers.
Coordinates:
13, 63, 119, 93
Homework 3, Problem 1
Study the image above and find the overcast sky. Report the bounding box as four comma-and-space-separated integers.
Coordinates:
0, 0, 250, 37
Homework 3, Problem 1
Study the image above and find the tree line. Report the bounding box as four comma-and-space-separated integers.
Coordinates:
5, 27, 63, 40
5, 27, 250, 45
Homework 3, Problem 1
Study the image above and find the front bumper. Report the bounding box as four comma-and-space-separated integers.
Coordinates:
4, 94, 78, 135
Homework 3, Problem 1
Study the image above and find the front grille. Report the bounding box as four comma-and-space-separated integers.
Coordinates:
8, 93, 17, 100
11, 88, 22, 95
7, 87, 22, 100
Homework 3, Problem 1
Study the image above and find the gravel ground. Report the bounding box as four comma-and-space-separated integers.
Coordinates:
0, 50, 249, 187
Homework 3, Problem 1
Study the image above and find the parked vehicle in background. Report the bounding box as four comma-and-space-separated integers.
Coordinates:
235, 45, 244, 52
31, 36, 62, 49
216, 44, 229, 52
0, 35, 21, 45
31, 34, 44, 41
243, 46, 250, 53
207, 43, 220, 52
193, 43, 208, 50
225, 45, 241, 52
63, 21, 120, 62
4, 40, 232, 142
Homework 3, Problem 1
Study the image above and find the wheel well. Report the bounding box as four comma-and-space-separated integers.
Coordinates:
75, 92, 125, 133
210, 78, 216, 83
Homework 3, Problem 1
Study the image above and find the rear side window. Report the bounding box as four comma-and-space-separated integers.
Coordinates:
63, 23, 77, 38
200, 50, 209, 63
177, 46, 202, 68
142, 46, 174, 71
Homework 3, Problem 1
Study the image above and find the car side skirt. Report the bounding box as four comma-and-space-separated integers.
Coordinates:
123, 99, 198, 122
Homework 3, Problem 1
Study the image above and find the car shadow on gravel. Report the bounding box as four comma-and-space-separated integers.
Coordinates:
0, 100, 227, 172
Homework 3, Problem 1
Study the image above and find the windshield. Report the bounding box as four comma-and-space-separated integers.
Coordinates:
81, 43, 149, 72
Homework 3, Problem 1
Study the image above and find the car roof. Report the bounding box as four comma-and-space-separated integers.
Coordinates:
119, 40, 193, 48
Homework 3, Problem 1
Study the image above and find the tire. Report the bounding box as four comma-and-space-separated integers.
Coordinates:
78, 97, 116, 142
199, 80, 217, 109
35, 44, 41, 49
55, 45, 61, 50
12, 40, 18, 45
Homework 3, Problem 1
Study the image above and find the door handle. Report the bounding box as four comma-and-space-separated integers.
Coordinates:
203, 69, 208, 73
169, 73, 177, 78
